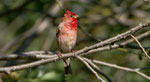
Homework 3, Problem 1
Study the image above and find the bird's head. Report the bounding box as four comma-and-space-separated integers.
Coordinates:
63, 10, 79, 22
63, 10, 78, 29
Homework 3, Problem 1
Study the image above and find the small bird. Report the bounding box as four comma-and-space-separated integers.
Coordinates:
56, 10, 78, 75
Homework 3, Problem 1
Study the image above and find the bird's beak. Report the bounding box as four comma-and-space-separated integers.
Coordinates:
73, 15, 79, 19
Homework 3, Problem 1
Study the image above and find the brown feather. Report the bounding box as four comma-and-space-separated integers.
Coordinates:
56, 27, 60, 37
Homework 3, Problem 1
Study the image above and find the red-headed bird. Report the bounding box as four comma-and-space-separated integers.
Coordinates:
56, 10, 78, 75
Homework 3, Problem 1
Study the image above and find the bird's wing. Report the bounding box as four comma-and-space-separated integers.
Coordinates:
56, 27, 60, 37
56, 22, 64, 37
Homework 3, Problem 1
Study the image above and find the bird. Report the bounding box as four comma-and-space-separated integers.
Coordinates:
56, 10, 78, 75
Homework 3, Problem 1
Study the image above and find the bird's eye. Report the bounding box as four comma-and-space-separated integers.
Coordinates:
70, 15, 73, 17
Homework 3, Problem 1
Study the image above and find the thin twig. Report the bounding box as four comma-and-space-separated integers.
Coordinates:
78, 25, 102, 41
130, 35, 150, 60
83, 57, 112, 82
92, 59, 150, 80
76, 56, 106, 82
56, 0, 66, 12
125, 44, 150, 49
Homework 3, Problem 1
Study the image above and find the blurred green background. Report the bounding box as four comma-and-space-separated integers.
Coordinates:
0, 0, 150, 82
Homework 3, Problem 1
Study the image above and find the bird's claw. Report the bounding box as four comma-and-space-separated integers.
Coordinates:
58, 51, 62, 59
72, 50, 76, 57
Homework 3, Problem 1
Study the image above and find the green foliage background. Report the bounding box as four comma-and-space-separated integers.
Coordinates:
0, 0, 150, 82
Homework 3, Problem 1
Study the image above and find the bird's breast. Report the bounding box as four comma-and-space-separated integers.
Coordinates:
58, 28, 77, 53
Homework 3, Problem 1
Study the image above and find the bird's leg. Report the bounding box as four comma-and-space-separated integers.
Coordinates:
58, 51, 62, 59
72, 50, 76, 57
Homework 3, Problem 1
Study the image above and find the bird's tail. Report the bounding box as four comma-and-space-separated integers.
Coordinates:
63, 58, 72, 75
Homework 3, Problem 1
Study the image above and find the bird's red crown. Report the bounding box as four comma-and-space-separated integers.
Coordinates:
63, 10, 78, 30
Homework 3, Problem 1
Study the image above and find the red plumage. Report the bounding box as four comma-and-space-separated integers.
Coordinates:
56, 10, 78, 75
63, 10, 78, 30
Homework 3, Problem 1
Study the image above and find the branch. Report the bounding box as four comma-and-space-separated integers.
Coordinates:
130, 35, 150, 60
125, 44, 150, 50
90, 59, 150, 80
81, 30, 150, 56
83, 57, 112, 82
0, 58, 58, 74
0, 51, 54, 60
76, 56, 106, 82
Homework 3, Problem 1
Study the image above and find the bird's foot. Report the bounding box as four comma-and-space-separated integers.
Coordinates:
58, 51, 62, 59
72, 50, 76, 57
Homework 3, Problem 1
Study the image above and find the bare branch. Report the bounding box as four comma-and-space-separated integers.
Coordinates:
83, 57, 112, 82
0, 51, 54, 60
130, 35, 150, 60
0, 58, 58, 74
88, 59, 150, 80
76, 56, 106, 82
81, 30, 150, 56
